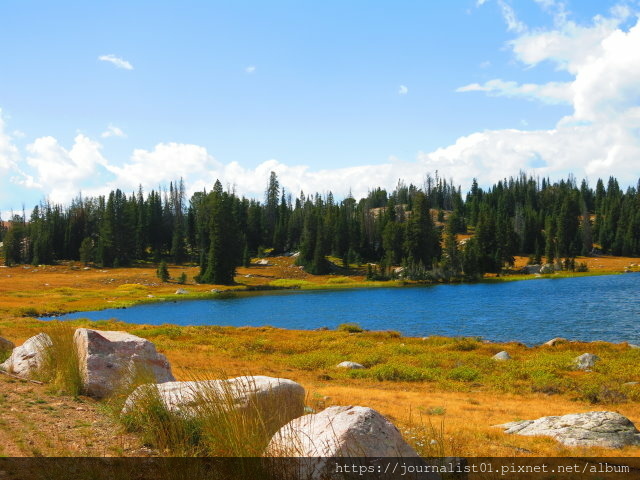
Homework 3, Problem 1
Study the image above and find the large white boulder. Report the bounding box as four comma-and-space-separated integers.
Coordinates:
494, 411, 640, 448
74, 328, 175, 398
0, 333, 51, 377
265, 406, 433, 479
123, 375, 305, 436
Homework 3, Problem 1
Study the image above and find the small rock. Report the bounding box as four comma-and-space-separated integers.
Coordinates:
175, 288, 188, 295
543, 337, 567, 347
492, 351, 511, 361
540, 263, 555, 274
83, 267, 90, 270
494, 411, 640, 448
0, 333, 52, 377
257, 259, 270, 265
0, 336, 15, 353
336, 361, 365, 369
629, 344, 640, 349
575, 353, 600, 370
623, 382, 639, 386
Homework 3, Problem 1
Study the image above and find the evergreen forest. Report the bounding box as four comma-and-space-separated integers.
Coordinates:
2, 172, 640, 284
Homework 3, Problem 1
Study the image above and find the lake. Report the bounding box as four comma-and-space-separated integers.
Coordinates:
50, 273, 640, 345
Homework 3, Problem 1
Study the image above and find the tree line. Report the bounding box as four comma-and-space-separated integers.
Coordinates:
1, 172, 639, 284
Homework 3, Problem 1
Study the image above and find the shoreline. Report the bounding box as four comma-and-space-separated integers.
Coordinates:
35, 268, 629, 318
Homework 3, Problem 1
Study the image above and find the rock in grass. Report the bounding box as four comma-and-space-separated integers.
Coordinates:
123, 376, 305, 437
0, 336, 15, 353
575, 353, 600, 370
336, 361, 365, 369
265, 406, 435, 479
74, 328, 175, 398
492, 351, 511, 361
175, 288, 189, 295
543, 337, 567, 347
494, 411, 640, 448
0, 333, 51, 377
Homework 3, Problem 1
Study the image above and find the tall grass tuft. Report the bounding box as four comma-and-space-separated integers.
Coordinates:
37, 322, 83, 396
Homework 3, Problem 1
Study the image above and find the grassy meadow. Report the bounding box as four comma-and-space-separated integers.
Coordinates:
1, 255, 640, 458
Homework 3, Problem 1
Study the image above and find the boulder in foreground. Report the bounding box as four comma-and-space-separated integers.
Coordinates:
123, 375, 305, 437
265, 406, 436, 479
74, 328, 175, 398
494, 411, 640, 448
0, 333, 51, 377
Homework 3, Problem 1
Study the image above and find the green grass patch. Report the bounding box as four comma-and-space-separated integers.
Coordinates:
268, 279, 312, 288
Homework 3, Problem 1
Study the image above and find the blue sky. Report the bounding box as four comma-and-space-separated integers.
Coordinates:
1, 0, 639, 214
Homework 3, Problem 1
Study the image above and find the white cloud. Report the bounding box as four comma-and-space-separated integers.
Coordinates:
98, 54, 134, 70
456, 79, 572, 105
450, 4, 640, 188
498, 0, 527, 33
398, 85, 408, 95
21, 134, 109, 203
101, 124, 127, 138
245, 65, 256, 74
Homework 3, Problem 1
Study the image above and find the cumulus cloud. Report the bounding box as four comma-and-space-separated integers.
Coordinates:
398, 85, 408, 95
21, 134, 109, 203
451, 4, 640, 187
98, 54, 134, 70
101, 124, 127, 138
245, 65, 256, 74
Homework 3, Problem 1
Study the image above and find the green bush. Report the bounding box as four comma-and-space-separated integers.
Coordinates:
337, 323, 364, 333
369, 363, 433, 382
447, 366, 480, 382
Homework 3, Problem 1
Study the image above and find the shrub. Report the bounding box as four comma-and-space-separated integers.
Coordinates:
178, 272, 188, 284
369, 363, 432, 382
337, 323, 364, 333
447, 366, 480, 382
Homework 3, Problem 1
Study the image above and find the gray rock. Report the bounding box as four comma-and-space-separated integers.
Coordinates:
175, 288, 189, 295
540, 263, 555, 274
494, 411, 640, 448
0, 336, 15, 353
522, 264, 541, 274
629, 344, 640, 349
543, 337, 567, 347
336, 361, 365, 369
0, 333, 52, 377
265, 406, 435, 479
74, 328, 175, 398
623, 382, 639, 386
123, 376, 304, 437
492, 351, 511, 361
575, 353, 600, 370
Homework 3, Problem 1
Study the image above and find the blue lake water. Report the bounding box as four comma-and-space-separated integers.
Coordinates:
50, 273, 640, 345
